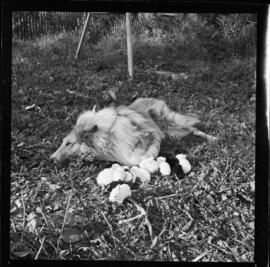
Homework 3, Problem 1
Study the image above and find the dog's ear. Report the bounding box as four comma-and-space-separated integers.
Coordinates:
148, 109, 159, 121
83, 125, 98, 134
80, 125, 98, 143
74, 124, 98, 139
75, 123, 97, 132
89, 125, 98, 133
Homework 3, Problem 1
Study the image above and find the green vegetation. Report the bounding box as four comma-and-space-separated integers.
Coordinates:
11, 14, 255, 261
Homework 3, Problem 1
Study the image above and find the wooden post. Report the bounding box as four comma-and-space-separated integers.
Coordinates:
75, 12, 90, 60
126, 12, 134, 79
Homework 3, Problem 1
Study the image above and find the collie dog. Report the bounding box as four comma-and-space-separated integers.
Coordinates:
50, 98, 217, 166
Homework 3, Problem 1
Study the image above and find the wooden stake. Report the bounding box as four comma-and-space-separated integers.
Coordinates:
75, 12, 90, 60
126, 12, 134, 79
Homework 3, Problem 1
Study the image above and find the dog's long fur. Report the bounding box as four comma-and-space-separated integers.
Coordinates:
50, 98, 216, 166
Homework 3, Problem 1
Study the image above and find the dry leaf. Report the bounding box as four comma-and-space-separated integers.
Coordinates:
61, 228, 83, 243
182, 220, 193, 232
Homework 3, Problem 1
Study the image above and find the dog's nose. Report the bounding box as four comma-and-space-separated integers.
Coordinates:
50, 156, 59, 164
50, 152, 60, 163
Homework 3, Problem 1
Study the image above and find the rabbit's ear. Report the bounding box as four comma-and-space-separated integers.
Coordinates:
92, 105, 97, 112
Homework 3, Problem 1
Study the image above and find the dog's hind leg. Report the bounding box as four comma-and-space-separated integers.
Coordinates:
131, 98, 218, 142
189, 127, 219, 142
149, 101, 218, 141
165, 117, 218, 141
147, 101, 199, 137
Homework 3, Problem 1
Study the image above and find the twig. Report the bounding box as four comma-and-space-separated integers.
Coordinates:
207, 242, 237, 260
35, 236, 45, 260
218, 157, 231, 186
113, 236, 136, 258
20, 189, 26, 229
155, 70, 176, 76
207, 242, 229, 254
192, 250, 212, 262
38, 224, 45, 235
60, 191, 73, 233
36, 207, 49, 227
127, 198, 146, 215
230, 206, 249, 217
10, 218, 17, 232
39, 161, 44, 174
66, 89, 91, 99
57, 191, 73, 253
17, 166, 26, 229
183, 209, 193, 221
127, 199, 154, 241
33, 180, 44, 202
155, 193, 181, 200
119, 199, 146, 224
144, 217, 154, 241
155, 70, 188, 80
246, 20, 257, 25
119, 214, 145, 224
100, 210, 116, 248
151, 223, 167, 249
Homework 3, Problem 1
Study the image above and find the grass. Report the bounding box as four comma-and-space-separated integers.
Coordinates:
10, 29, 255, 261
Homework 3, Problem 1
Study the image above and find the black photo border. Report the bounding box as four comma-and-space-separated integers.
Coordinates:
1, 1, 268, 266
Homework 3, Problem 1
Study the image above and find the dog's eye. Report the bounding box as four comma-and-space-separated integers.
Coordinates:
66, 141, 72, 146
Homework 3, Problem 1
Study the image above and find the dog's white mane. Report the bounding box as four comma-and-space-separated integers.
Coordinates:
76, 107, 117, 132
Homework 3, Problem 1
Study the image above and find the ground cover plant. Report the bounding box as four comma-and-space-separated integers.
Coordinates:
10, 14, 256, 261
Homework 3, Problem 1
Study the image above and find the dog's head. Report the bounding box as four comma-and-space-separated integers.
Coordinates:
50, 107, 99, 167
50, 129, 82, 166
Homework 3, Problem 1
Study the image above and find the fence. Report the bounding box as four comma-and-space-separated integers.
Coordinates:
12, 12, 129, 41
12, 12, 171, 42
12, 12, 256, 43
